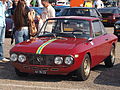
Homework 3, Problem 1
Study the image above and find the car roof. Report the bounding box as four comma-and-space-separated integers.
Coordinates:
48, 16, 99, 21
98, 7, 119, 9
64, 7, 96, 9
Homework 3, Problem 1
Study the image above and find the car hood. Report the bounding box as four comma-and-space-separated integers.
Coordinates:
10, 37, 87, 55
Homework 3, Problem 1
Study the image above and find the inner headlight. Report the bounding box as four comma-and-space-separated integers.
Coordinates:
65, 57, 74, 65
10, 53, 17, 61
18, 54, 26, 63
54, 57, 63, 65
115, 25, 120, 29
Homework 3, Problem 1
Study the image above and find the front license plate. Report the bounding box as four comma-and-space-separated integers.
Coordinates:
102, 20, 108, 22
35, 70, 47, 74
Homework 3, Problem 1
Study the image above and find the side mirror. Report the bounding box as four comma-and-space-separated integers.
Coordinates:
88, 38, 93, 42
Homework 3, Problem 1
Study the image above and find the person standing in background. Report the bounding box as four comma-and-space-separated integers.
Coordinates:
11, 0, 19, 16
37, 0, 55, 31
93, 0, 104, 8
41, 0, 55, 22
0, 0, 10, 62
6, 0, 13, 9
25, 0, 32, 6
13, 0, 30, 44
84, 0, 93, 7
37, 0, 43, 7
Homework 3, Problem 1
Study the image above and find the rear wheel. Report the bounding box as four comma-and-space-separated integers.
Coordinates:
76, 54, 91, 81
104, 45, 115, 68
15, 68, 29, 77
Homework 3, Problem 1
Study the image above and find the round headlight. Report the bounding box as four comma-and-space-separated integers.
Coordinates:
10, 53, 17, 61
54, 57, 63, 65
65, 57, 74, 65
115, 25, 120, 29
18, 54, 26, 63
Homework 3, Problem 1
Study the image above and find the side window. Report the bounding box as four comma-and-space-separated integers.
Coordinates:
90, 9, 98, 17
118, 9, 120, 14
61, 9, 68, 16
99, 21, 107, 34
92, 21, 103, 37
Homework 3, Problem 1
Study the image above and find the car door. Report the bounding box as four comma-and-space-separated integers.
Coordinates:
91, 20, 110, 65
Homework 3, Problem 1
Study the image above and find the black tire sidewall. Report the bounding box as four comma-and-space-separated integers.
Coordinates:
105, 45, 115, 68
76, 54, 91, 81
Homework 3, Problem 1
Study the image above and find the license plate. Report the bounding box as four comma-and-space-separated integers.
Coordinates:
102, 20, 108, 22
35, 70, 47, 74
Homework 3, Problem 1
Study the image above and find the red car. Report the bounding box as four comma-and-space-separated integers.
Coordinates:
10, 16, 118, 81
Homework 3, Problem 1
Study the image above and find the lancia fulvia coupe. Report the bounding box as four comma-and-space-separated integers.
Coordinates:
10, 16, 118, 81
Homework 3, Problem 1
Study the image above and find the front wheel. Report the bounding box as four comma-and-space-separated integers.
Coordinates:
104, 45, 115, 68
76, 54, 91, 81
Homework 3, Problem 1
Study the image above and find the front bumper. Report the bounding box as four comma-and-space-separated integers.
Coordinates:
12, 60, 82, 75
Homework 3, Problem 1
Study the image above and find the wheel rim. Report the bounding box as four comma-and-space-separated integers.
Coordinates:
83, 57, 90, 77
111, 48, 115, 64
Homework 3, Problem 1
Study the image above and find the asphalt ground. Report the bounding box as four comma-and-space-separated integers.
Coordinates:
0, 27, 119, 90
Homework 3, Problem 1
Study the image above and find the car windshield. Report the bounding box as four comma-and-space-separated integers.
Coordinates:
98, 9, 116, 13
62, 8, 93, 16
38, 19, 90, 38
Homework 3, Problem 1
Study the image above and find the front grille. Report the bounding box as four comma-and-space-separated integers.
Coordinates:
28, 54, 55, 65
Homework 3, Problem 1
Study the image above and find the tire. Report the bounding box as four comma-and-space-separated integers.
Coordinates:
104, 45, 115, 68
15, 68, 29, 77
76, 54, 91, 81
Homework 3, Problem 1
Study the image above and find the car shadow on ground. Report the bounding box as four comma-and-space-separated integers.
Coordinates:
0, 61, 120, 84
93, 63, 120, 87
0, 62, 72, 82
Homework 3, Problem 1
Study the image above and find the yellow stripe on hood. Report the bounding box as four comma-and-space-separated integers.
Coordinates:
36, 39, 57, 54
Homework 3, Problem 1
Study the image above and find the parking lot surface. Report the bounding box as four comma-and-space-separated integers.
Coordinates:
0, 27, 120, 90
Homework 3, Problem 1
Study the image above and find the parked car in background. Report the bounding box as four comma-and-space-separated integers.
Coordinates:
114, 18, 120, 39
53, 6, 69, 16
102, 0, 117, 7
56, 0, 70, 6
57, 7, 102, 18
98, 7, 120, 25
10, 16, 117, 81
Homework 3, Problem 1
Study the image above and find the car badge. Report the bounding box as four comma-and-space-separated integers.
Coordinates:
37, 56, 44, 63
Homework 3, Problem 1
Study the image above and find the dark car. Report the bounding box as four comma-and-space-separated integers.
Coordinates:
10, 16, 117, 81
102, 0, 117, 7
114, 19, 120, 39
57, 7, 102, 18
98, 7, 120, 25
53, 6, 70, 16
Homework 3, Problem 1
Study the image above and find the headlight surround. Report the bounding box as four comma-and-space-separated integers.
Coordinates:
10, 53, 17, 61
18, 54, 26, 63
115, 25, 120, 29
64, 57, 74, 65
54, 57, 63, 65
